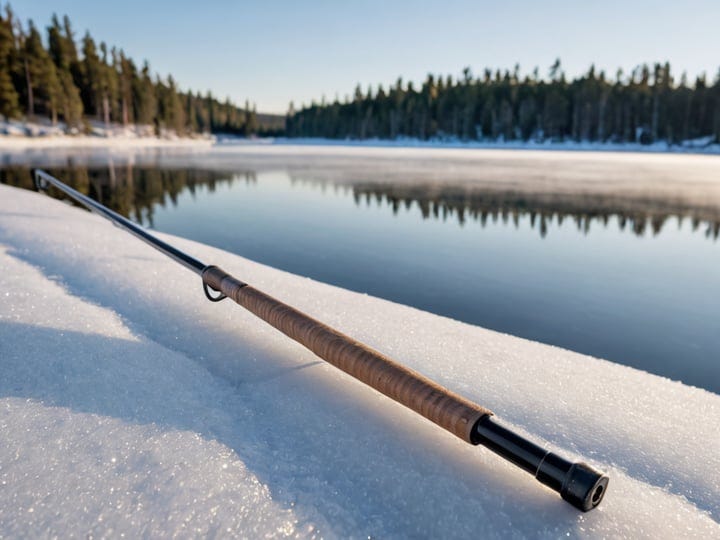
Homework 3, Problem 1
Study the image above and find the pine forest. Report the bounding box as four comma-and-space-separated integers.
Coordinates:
287, 62, 720, 146
0, 6, 271, 136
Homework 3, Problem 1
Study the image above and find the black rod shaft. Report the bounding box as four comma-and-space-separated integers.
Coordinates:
33, 169, 206, 275
32, 169, 608, 511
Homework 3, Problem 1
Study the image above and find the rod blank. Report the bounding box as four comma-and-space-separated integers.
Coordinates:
33, 169, 206, 275
33, 169, 608, 511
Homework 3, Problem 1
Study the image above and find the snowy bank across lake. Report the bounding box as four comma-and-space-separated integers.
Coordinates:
2, 121, 719, 155
0, 184, 718, 538
0, 119, 214, 150
223, 135, 720, 155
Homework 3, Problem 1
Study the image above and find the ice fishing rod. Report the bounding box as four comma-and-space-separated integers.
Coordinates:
33, 168, 608, 511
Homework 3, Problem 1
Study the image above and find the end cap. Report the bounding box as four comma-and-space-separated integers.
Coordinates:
561, 462, 609, 511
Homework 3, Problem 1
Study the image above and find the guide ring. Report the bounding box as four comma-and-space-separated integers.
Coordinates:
203, 281, 227, 302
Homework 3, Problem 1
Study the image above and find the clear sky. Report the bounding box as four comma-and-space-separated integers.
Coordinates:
13, 0, 720, 114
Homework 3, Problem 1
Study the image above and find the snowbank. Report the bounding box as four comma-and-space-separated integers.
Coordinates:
0, 119, 214, 150
0, 184, 718, 538
3, 118, 719, 155
226, 136, 720, 155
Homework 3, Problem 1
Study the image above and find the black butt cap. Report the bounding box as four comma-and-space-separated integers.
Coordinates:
561, 462, 609, 511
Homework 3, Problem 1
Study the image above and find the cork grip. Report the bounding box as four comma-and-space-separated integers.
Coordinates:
203, 266, 492, 443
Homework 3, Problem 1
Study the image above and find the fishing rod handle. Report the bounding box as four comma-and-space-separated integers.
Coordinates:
203, 265, 609, 511
202, 265, 491, 443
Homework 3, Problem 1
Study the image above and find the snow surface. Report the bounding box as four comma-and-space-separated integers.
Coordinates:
0, 119, 214, 150
0, 183, 718, 538
2, 117, 719, 155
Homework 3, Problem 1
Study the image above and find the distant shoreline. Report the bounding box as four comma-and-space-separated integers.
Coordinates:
2, 128, 719, 156
0, 119, 216, 150
256, 136, 720, 156
0, 135, 215, 150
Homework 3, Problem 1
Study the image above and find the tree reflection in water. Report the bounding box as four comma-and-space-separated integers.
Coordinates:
1, 163, 255, 228
2, 162, 719, 239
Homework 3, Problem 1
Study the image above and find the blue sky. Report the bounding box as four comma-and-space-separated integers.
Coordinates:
13, 0, 720, 114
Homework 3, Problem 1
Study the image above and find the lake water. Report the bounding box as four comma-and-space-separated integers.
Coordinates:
2, 144, 719, 393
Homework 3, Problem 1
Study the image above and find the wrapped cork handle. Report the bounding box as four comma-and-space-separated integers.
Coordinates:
203, 265, 608, 511
202, 265, 491, 442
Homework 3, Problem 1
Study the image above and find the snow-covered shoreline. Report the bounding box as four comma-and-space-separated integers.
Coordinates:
1, 183, 718, 537
257, 135, 720, 155
0, 134, 215, 150
2, 118, 719, 155
5, 135, 719, 155
0, 119, 215, 150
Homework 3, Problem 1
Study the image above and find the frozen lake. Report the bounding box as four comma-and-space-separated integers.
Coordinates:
2, 143, 719, 393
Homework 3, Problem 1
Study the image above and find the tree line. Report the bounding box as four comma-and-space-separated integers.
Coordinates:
0, 6, 271, 136
286, 61, 720, 145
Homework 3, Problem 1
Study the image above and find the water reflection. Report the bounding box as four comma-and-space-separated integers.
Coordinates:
2, 155, 719, 394
4, 161, 716, 239
339, 181, 720, 239
1, 163, 256, 227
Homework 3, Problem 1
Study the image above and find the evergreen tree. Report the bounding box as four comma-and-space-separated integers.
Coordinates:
249, 103, 258, 134
204, 91, 214, 131
98, 41, 113, 124
46, 14, 83, 126
117, 50, 134, 125
157, 75, 184, 134
79, 32, 103, 118
43, 53, 61, 123
133, 60, 156, 126
0, 9, 19, 118
20, 21, 49, 118
57, 67, 82, 126
47, 14, 75, 70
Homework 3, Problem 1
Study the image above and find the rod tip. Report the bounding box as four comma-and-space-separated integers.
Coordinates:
561, 462, 609, 511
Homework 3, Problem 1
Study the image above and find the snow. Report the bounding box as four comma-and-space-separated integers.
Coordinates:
221, 136, 720, 155
2, 118, 718, 155
0, 183, 718, 538
0, 119, 214, 150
